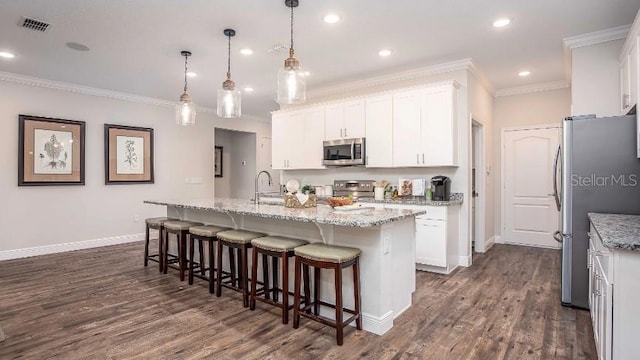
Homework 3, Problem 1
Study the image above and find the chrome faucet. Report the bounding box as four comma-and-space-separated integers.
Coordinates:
254, 170, 273, 203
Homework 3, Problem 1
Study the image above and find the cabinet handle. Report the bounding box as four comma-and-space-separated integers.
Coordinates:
366, 155, 369, 166
417, 154, 420, 164
422, 153, 425, 164
340, 128, 343, 137
623, 94, 630, 108
344, 128, 348, 137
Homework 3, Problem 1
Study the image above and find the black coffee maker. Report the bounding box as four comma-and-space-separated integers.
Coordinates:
431, 176, 451, 201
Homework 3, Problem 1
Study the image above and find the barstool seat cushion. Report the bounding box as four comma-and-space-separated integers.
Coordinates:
251, 236, 309, 252
189, 225, 230, 237
145, 217, 177, 227
164, 220, 203, 231
217, 230, 266, 244
294, 243, 361, 264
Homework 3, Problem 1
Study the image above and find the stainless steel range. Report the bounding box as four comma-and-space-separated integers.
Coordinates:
333, 180, 375, 199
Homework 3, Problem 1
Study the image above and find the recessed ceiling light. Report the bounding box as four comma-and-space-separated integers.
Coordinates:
493, 18, 511, 28
0, 51, 15, 59
244, 87, 254, 93
323, 13, 341, 24
378, 49, 392, 57
303, 71, 311, 77
518, 70, 531, 77
240, 48, 253, 55
66, 42, 90, 51
186, 72, 197, 78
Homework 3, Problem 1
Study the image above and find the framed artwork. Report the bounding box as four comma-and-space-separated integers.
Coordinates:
214, 146, 223, 178
104, 124, 154, 184
18, 114, 85, 186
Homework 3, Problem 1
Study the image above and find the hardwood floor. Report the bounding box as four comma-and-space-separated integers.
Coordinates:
0, 242, 596, 359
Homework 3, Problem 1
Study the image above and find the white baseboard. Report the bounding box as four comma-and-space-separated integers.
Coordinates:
318, 308, 393, 336
458, 255, 471, 267
0, 233, 145, 261
502, 240, 561, 250
485, 236, 496, 250
495, 235, 503, 244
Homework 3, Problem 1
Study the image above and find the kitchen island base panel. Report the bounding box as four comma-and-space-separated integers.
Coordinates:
165, 206, 416, 336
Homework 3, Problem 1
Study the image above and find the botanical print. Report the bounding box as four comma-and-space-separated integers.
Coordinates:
33, 129, 73, 174
116, 135, 144, 174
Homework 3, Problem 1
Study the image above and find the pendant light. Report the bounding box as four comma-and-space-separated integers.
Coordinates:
277, 0, 306, 105
176, 51, 196, 125
217, 29, 241, 118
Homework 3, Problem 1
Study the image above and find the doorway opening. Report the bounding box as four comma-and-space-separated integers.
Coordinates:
214, 128, 256, 199
471, 120, 487, 253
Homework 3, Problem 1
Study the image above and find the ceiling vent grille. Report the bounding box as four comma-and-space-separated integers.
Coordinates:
19, 16, 51, 32
267, 43, 288, 54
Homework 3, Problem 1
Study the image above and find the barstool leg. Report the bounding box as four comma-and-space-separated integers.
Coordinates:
216, 240, 224, 297
144, 225, 150, 267
199, 240, 205, 276
292, 256, 302, 329
250, 247, 259, 310
228, 246, 236, 287
178, 231, 187, 282
334, 264, 344, 346
281, 252, 289, 324
303, 264, 311, 314
272, 256, 279, 302
163, 229, 169, 274
313, 267, 321, 316
188, 235, 195, 285
353, 258, 362, 330
241, 246, 249, 308
262, 254, 270, 300
208, 239, 215, 294
158, 226, 164, 273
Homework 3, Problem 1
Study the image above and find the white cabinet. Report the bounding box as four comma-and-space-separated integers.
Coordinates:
415, 218, 447, 267
271, 107, 325, 170
325, 100, 366, 140
365, 94, 393, 167
619, 9, 640, 157
391, 84, 458, 167
588, 222, 640, 360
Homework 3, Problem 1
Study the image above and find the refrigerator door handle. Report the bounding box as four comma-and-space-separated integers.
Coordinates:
553, 145, 562, 211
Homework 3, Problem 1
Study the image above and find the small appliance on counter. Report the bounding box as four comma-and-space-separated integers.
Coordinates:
333, 180, 375, 199
431, 176, 451, 201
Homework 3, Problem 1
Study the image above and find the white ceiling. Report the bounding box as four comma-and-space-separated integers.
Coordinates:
0, 0, 638, 118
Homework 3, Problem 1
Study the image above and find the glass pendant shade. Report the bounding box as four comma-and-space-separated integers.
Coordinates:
277, 62, 306, 104
217, 87, 241, 118
176, 92, 196, 125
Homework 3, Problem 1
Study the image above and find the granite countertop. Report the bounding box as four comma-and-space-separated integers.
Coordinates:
261, 192, 463, 207
588, 213, 640, 251
145, 198, 426, 228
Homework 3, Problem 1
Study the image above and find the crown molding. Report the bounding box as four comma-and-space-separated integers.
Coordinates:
467, 61, 495, 94
619, 9, 640, 61
306, 58, 486, 100
494, 80, 570, 97
563, 24, 630, 49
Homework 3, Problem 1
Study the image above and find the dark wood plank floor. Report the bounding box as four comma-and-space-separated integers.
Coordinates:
0, 242, 596, 359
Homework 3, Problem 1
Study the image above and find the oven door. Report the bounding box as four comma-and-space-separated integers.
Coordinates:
323, 138, 365, 166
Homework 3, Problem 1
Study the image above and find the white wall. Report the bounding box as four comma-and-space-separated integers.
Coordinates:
571, 39, 624, 117
0, 77, 270, 256
493, 88, 571, 235
229, 131, 256, 199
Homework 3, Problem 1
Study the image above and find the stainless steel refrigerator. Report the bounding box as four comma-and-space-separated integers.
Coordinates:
553, 114, 640, 309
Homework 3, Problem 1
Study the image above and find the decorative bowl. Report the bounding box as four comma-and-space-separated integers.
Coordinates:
326, 197, 353, 208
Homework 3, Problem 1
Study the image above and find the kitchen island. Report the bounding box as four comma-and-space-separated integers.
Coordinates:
145, 198, 426, 335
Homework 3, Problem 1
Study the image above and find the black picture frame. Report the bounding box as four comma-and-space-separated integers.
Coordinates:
104, 124, 154, 185
18, 114, 86, 186
214, 146, 223, 178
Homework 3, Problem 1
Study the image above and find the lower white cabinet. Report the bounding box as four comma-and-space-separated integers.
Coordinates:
588, 223, 640, 360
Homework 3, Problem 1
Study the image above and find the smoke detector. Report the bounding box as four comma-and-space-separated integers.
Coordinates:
18, 16, 52, 33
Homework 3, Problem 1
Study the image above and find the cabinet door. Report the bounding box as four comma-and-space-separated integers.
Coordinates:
365, 94, 393, 167
392, 90, 423, 167
630, 37, 639, 111
422, 85, 457, 166
415, 219, 447, 267
299, 107, 325, 169
343, 99, 366, 138
324, 103, 344, 140
271, 114, 288, 170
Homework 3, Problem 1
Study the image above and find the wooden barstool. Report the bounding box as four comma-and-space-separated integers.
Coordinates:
215, 229, 266, 308
293, 243, 362, 346
163, 220, 203, 281
249, 236, 309, 324
144, 217, 176, 272
188, 225, 230, 294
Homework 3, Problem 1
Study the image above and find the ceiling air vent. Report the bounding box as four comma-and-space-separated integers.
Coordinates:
267, 43, 288, 54
18, 16, 51, 32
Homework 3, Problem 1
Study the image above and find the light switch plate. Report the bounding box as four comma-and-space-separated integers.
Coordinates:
383, 237, 391, 254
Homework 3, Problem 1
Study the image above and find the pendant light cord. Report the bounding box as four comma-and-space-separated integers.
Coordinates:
183, 54, 188, 92
290, 4, 294, 52
227, 34, 231, 79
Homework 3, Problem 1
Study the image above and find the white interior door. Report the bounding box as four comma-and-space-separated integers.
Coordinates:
503, 127, 560, 249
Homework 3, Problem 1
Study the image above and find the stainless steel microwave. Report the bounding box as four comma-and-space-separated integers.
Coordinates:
322, 138, 366, 166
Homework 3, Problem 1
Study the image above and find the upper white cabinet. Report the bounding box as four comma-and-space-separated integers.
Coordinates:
272, 107, 325, 170
392, 84, 458, 167
324, 99, 366, 140
619, 10, 640, 158
365, 94, 393, 167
